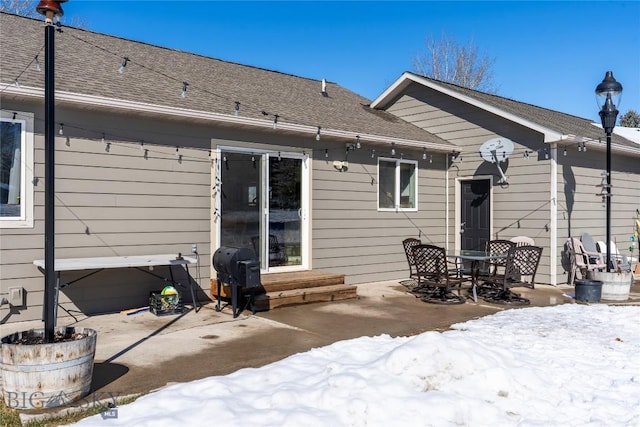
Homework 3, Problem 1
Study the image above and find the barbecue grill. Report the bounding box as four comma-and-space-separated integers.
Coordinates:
212, 246, 261, 317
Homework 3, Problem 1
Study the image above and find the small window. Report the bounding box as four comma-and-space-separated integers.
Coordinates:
1, 111, 34, 228
378, 158, 417, 211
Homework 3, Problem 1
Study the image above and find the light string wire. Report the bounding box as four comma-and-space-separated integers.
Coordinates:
62, 30, 286, 123
0, 43, 45, 94
2, 23, 612, 167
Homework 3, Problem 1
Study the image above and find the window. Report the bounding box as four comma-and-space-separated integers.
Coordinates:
1, 111, 34, 228
378, 158, 417, 211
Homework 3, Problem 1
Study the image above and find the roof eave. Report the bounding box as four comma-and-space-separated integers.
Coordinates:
371, 72, 565, 143
3, 85, 455, 154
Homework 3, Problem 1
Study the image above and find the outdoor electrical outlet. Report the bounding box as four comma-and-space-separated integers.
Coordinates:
9, 287, 25, 306
191, 244, 198, 254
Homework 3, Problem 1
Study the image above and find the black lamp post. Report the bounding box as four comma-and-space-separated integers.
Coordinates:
36, 0, 67, 343
595, 71, 623, 273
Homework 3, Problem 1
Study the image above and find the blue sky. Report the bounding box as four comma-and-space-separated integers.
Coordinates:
63, 1, 639, 124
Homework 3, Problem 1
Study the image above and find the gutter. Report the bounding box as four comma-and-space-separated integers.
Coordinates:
3, 85, 456, 154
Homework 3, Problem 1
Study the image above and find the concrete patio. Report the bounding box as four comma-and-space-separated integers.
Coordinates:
3, 278, 640, 421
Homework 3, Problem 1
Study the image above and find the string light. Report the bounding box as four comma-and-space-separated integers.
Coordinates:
58, 123, 64, 135
105, 142, 111, 152
429, 154, 433, 164
391, 142, 396, 156
223, 155, 229, 170
578, 143, 582, 152
316, 127, 321, 141
14, 79, 20, 88
582, 142, 587, 152
34, 55, 41, 72
422, 147, 427, 160
143, 148, 149, 159
371, 149, 375, 158
544, 148, 549, 160
234, 101, 240, 116
118, 57, 129, 73
356, 135, 361, 149
273, 114, 279, 129
324, 149, 328, 158
12, 112, 17, 120
101, 133, 105, 144
278, 151, 281, 161
252, 155, 256, 168
563, 147, 567, 156
181, 81, 189, 98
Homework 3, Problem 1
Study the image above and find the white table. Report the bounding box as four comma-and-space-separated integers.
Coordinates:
33, 254, 198, 323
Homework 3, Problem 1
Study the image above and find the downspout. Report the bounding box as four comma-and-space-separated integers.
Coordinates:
550, 142, 558, 286
445, 157, 450, 251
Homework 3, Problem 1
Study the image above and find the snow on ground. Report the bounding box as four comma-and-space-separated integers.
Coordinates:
69, 304, 640, 426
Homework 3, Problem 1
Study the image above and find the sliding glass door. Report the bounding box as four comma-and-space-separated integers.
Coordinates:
218, 149, 306, 271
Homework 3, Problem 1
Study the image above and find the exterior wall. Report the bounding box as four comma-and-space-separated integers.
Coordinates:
1, 101, 213, 324
1, 99, 453, 323
556, 150, 640, 283
210, 134, 450, 286
311, 148, 449, 284
385, 83, 555, 284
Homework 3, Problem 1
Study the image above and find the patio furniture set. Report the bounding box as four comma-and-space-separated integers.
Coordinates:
402, 236, 543, 306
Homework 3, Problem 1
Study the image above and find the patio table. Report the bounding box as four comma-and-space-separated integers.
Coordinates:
447, 250, 508, 302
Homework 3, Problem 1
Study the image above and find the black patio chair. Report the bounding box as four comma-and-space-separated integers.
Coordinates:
402, 237, 421, 280
411, 244, 465, 305
485, 239, 517, 277
251, 234, 288, 267
482, 245, 543, 305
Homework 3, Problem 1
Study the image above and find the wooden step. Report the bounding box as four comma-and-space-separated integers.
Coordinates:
252, 284, 358, 311
210, 271, 346, 298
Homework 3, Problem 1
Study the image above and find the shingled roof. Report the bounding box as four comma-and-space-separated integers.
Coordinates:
371, 72, 640, 155
0, 13, 453, 151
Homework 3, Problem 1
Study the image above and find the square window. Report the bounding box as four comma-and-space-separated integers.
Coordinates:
378, 158, 417, 211
1, 111, 34, 228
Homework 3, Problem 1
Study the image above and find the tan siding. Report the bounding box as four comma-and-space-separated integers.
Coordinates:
1, 104, 213, 323
310, 148, 448, 283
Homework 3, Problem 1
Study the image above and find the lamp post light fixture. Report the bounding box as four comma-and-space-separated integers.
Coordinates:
36, 0, 67, 343
595, 71, 623, 273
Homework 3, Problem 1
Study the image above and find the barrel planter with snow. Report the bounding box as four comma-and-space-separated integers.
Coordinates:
588, 271, 633, 302
0, 327, 96, 410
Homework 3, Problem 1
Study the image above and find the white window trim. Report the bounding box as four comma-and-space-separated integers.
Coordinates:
1, 110, 34, 228
377, 157, 418, 212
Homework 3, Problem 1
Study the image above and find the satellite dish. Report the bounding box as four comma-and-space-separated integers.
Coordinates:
479, 137, 514, 184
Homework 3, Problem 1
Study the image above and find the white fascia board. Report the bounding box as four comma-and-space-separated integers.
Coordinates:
3, 85, 455, 154
371, 72, 565, 143
558, 134, 640, 158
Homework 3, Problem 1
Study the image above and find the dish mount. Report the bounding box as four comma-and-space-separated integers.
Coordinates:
479, 137, 514, 184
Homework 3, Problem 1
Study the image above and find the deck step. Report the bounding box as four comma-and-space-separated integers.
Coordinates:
210, 271, 355, 311
252, 284, 358, 311
210, 271, 346, 298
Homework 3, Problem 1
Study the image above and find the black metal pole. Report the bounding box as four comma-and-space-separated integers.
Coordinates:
44, 21, 56, 342
605, 130, 611, 273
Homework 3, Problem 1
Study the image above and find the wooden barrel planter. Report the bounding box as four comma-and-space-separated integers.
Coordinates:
588, 271, 633, 302
0, 327, 96, 410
